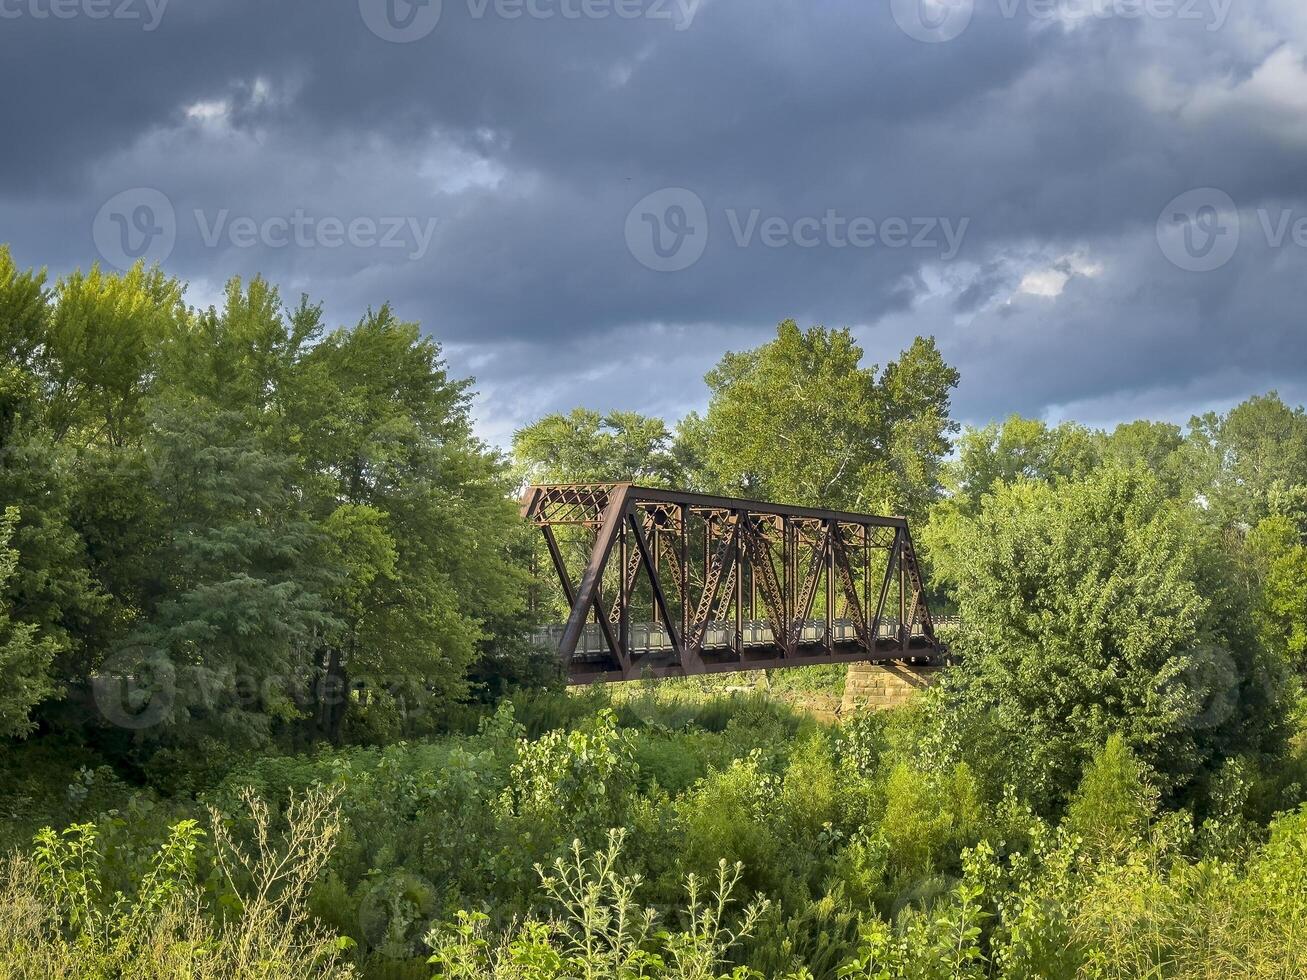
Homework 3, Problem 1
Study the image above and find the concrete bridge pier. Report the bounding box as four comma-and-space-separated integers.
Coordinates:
841, 662, 943, 714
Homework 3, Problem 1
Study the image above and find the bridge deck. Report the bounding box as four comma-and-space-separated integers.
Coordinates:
532, 618, 949, 684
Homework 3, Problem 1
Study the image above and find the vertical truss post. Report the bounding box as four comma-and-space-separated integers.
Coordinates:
679, 504, 689, 646
899, 533, 909, 653
617, 523, 629, 665
524, 485, 944, 684
736, 521, 746, 657
825, 521, 836, 653
870, 527, 900, 647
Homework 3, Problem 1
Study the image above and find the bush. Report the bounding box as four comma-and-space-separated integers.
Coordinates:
426, 829, 768, 980
1064, 736, 1158, 859
924, 467, 1292, 809
0, 785, 354, 979
6, 698, 1307, 979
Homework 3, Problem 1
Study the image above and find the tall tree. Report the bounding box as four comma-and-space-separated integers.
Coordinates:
289, 305, 524, 740
113, 395, 334, 784
878, 337, 965, 519
687, 321, 958, 517
0, 249, 526, 762
925, 467, 1289, 807
0, 507, 60, 738
0, 249, 115, 737
1246, 484, 1307, 673
1188, 393, 1307, 528
941, 416, 1099, 515
42, 264, 183, 446
513, 408, 684, 487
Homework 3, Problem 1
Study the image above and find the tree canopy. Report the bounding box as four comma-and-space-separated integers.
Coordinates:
513, 408, 685, 487
0, 248, 524, 775
686, 323, 959, 517
924, 466, 1289, 806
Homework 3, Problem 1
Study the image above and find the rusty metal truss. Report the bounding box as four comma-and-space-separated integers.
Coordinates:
521, 483, 946, 684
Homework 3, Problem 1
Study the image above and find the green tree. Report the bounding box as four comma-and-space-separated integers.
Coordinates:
0, 507, 60, 738
42, 264, 183, 446
113, 395, 334, 780
1099, 420, 1188, 496
0, 251, 123, 735
1064, 735, 1159, 858
687, 321, 958, 516
0, 247, 49, 438
0, 432, 104, 723
1188, 393, 1307, 528
289, 304, 524, 739
941, 416, 1099, 514
925, 466, 1288, 806
513, 408, 684, 487
1246, 499, 1307, 672
0, 250, 526, 764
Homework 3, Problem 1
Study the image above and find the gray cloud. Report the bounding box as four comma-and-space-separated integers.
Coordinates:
2, 0, 1306, 443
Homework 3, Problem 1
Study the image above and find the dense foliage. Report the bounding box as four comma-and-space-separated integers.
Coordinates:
3, 693, 1306, 978
516, 322, 961, 519
0, 248, 524, 783
3, 250, 1307, 977
924, 466, 1289, 808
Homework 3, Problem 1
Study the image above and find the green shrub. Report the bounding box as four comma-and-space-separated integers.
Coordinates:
426, 829, 767, 980
674, 752, 793, 904
1064, 735, 1159, 859
0, 785, 354, 979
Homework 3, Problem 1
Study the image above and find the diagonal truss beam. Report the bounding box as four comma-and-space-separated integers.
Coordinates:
555, 484, 632, 665
522, 484, 945, 684
689, 513, 740, 653
788, 522, 831, 654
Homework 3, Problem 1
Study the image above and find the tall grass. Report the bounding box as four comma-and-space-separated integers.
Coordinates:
0, 786, 354, 980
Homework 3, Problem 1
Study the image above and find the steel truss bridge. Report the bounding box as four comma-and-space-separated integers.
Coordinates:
521, 484, 947, 684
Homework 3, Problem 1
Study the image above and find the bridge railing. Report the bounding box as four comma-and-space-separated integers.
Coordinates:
531, 617, 957, 659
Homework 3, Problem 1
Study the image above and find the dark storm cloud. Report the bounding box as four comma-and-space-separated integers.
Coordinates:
2, 0, 1306, 440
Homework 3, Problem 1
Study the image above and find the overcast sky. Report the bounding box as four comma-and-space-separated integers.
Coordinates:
2, 0, 1306, 446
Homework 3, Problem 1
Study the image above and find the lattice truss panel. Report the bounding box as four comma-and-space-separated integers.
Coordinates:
521, 484, 944, 683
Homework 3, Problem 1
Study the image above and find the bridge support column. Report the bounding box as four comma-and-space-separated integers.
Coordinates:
841, 663, 943, 714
